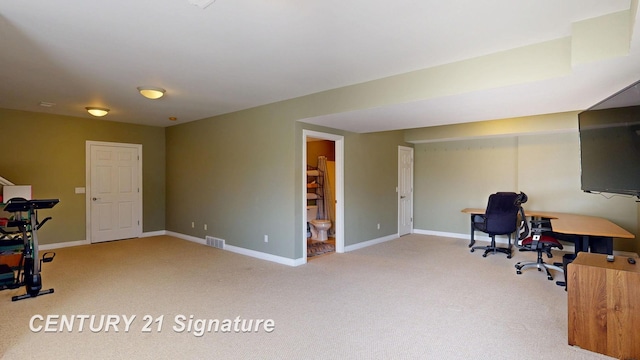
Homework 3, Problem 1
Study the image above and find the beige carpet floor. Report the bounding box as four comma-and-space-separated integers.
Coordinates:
0, 234, 614, 360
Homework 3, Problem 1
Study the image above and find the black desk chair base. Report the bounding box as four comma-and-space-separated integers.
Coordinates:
515, 234, 564, 281
470, 234, 513, 258
515, 261, 564, 281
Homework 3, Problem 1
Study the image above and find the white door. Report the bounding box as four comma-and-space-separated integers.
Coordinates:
398, 146, 413, 236
87, 142, 142, 243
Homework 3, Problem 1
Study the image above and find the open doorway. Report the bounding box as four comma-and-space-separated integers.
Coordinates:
303, 130, 344, 263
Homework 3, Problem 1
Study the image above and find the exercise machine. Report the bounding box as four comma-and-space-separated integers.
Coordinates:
1, 198, 59, 301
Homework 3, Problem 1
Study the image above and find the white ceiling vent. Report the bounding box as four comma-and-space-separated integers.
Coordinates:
188, 0, 216, 9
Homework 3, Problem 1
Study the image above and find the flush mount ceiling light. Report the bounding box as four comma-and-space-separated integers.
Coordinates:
137, 86, 165, 100
85, 107, 110, 117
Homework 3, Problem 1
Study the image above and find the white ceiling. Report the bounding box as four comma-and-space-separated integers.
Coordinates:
1, 0, 639, 132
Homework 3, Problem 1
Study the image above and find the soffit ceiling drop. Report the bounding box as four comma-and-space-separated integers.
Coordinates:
0, 0, 638, 132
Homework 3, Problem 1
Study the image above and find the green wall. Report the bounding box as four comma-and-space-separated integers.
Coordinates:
414, 137, 518, 234
0, 109, 166, 245
344, 131, 407, 245
0, 105, 409, 260
165, 98, 410, 259
165, 107, 297, 257
4, 107, 635, 257
409, 112, 639, 253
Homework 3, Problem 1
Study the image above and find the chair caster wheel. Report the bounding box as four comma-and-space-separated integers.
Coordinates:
470, 249, 475, 253
507, 255, 512, 259
516, 270, 522, 275
482, 253, 487, 257
547, 276, 553, 281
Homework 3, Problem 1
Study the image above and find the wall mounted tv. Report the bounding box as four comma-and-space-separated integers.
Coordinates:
579, 80, 640, 198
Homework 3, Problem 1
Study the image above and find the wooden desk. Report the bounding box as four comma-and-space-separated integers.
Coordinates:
461, 208, 634, 254
567, 252, 640, 359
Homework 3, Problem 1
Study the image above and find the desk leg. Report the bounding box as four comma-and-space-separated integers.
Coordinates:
605, 238, 613, 255
578, 236, 589, 253
589, 236, 613, 255
468, 215, 475, 248
576, 235, 614, 255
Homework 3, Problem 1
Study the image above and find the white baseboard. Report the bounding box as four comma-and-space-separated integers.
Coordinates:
165, 231, 301, 266
141, 230, 166, 237
165, 231, 206, 245
39, 239, 89, 251
413, 228, 578, 253
35, 229, 636, 266
413, 229, 470, 240
412, 228, 640, 257
344, 233, 399, 252
38, 230, 168, 251
224, 244, 303, 267
168, 232, 403, 266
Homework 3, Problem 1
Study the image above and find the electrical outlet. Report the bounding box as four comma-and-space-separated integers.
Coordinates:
264, 235, 268, 243
191, 222, 195, 228
204, 224, 207, 231
377, 223, 380, 230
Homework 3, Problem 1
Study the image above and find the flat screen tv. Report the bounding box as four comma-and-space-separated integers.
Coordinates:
578, 80, 640, 198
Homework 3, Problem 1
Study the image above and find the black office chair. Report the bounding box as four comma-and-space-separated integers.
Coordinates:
470, 192, 523, 258
515, 218, 564, 281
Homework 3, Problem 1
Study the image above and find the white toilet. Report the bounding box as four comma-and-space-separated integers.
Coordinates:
306, 205, 332, 241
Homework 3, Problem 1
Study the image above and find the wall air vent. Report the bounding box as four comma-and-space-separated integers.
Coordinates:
205, 236, 225, 249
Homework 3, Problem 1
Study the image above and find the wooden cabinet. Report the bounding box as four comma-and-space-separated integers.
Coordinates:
567, 252, 640, 359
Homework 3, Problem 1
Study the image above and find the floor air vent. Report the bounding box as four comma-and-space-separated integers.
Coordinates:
205, 236, 225, 249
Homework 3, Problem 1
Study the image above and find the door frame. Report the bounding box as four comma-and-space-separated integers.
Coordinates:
398, 146, 414, 236
302, 130, 344, 263
85, 141, 143, 244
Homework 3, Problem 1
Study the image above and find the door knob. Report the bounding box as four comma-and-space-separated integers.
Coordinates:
400, 196, 406, 199
92, 197, 100, 201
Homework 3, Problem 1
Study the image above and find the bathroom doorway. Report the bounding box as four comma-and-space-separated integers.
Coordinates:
303, 130, 344, 263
